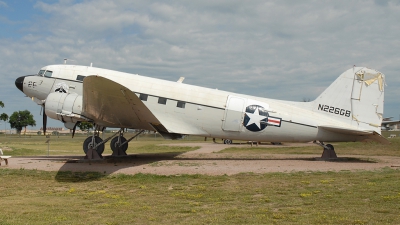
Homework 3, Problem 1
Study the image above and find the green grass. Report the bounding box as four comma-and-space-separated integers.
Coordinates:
1, 132, 400, 224
0, 133, 203, 156
0, 168, 399, 224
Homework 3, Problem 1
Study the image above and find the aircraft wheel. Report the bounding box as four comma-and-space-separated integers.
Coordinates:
110, 136, 128, 153
83, 136, 105, 155
326, 144, 334, 151
223, 139, 232, 144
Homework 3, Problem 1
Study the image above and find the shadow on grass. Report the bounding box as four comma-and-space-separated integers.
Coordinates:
14, 151, 377, 183
55, 171, 106, 182
53, 152, 183, 182
52, 153, 378, 181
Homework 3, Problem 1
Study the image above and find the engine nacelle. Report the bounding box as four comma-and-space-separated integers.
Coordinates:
45, 92, 88, 123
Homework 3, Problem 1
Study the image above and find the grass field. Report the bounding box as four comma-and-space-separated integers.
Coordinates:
0, 168, 399, 224
0, 131, 400, 224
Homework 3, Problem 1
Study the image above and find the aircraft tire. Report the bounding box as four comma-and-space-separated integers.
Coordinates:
83, 136, 105, 155
110, 136, 128, 153
223, 139, 232, 144
326, 144, 334, 151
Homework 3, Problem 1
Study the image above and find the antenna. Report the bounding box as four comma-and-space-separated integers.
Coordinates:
63, 58, 76, 64
177, 77, 185, 83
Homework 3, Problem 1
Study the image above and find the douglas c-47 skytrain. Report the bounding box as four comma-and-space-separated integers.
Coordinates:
15, 64, 388, 159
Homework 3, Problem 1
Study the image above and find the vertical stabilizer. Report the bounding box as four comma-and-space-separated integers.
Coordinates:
312, 67, 385, 133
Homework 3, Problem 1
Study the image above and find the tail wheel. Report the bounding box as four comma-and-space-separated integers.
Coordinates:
326, 144, 334, 151
223, 139, 232, 144
83, 136, 105, 155
110, 136, 128, 152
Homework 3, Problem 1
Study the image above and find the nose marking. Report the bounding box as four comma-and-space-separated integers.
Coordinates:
15, 76, 25, 92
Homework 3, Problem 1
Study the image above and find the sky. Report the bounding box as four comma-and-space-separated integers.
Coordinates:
0, 0, 399, 131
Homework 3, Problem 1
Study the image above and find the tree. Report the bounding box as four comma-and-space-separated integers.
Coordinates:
77, 121, 93, 136
0, 113, 8, 121
9, 110, 36, 135
0, 102, 7, 135
0, 113, 8, 135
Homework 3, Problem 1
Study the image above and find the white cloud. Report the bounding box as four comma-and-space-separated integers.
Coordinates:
1, 0, 400, 127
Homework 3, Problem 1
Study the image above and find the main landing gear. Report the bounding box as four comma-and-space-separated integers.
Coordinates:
313, 141, 338, 160
109, 129, 145, 156
83, 135, 105, 159
83, 127, 145, 160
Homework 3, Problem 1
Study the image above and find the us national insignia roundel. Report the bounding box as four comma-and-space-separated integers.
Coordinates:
243, 105, 282, 132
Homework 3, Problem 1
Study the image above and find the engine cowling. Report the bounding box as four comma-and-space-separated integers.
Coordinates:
45, 92, 88, 123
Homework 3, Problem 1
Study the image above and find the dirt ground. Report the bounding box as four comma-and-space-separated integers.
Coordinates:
2, 143, 400, 175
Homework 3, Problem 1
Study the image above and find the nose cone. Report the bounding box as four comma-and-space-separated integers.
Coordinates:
15, 76, 24, 92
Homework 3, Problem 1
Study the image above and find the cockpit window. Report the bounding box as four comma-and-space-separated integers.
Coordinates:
38, 70, 45, 76
44, 70, 53, 77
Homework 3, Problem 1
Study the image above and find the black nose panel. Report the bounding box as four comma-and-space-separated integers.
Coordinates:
15, 76, 24, 92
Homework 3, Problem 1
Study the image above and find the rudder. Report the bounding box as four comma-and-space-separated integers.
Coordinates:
312, 67, 385, 132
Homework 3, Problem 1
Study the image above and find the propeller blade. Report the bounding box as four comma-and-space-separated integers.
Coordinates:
72, 122, 80, 138
43, 106, 47, 136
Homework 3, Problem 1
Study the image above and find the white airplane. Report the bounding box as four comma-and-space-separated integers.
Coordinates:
15, 65, 388, 159
381, 117, 400, 130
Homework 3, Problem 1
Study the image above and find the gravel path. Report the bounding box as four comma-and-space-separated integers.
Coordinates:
3, 143, 400, 175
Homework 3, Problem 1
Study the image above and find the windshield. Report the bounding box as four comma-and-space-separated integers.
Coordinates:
38, 70, 53, 77
38, 70, 45, 76
44, 70, 53, 77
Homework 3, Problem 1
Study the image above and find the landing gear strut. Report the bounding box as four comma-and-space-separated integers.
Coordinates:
83, 136, 105, 156
82, 127, 146, 159
110, 129, 145, 156
110, 136, 128, 156
313, 141, 338, 160
83, 124, 110, 160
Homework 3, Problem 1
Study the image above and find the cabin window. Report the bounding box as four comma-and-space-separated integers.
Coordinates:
177, 101, 186, 108
38, 70, 45, 76
76, 75, 85, 81
140, 94, 148, 101
44, 70, 53, 77
158, 97, 167, 105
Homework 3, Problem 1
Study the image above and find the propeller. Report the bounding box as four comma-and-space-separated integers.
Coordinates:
42, 105, 47, 136
72, 121, 80, 138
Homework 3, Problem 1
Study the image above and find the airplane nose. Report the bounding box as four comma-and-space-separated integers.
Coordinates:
15, 76, 24, 92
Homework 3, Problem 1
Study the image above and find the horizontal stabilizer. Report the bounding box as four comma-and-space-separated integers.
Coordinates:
319, 125, 390, 144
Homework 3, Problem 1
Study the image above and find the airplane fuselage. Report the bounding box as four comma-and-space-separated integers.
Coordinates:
15, 64, 384, 143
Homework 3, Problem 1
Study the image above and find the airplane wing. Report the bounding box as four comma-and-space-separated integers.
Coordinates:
318, 125, 390, 144
82, 76, 209, 137
382, 120, 400, 126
